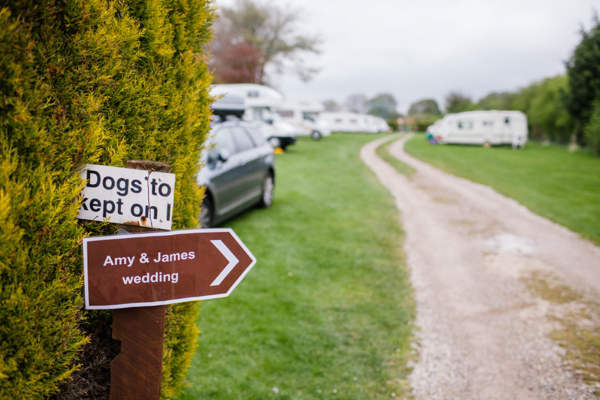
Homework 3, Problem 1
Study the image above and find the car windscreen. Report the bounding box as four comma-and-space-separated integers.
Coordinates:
210, 127, 237, 160
244, 126, 267, 147
230, 127, 255, 152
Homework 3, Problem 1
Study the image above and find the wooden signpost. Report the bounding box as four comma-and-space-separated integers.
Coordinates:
110, 304, 166, 400
77, 161, 256, 399
83, 229, 256, 309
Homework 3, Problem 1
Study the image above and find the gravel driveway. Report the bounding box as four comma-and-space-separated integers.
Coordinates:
361, 134, 600, 399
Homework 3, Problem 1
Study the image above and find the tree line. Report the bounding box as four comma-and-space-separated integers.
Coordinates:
427, 14, 600, 153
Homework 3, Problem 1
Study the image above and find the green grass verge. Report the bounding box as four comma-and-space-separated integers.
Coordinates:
523, 271, 600, 391
375, 134, 415, 177
404, 135, 600, 245
178, 134, 415, 399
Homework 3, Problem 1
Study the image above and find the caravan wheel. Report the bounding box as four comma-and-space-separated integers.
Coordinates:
311, 130, 322, 140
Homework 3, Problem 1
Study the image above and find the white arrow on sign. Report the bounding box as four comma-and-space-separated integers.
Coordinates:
210, 240, 239, 286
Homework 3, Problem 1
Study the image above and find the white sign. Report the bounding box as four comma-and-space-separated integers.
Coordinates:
77, 164, 176, 230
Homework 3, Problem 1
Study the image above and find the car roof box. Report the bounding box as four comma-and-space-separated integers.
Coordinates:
212, 93, 246, 119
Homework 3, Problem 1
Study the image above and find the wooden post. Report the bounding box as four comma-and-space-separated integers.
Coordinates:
111, 306, 166, 399
110, 161, 171, 400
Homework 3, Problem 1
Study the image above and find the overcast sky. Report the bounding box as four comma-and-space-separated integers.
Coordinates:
215, 0, 599, 113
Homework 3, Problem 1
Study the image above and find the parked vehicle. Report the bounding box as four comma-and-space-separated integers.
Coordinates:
198, 95, 276, 228
211, 84, 297, 150
434, 110, 528, 147
425, 119, 443, 143
320, 111, 389, 133
250, 114, 297, 150
366, 115, 391, 133
320, 111, 362, 132
211, 90, 246, 119
274, 100, 332, 139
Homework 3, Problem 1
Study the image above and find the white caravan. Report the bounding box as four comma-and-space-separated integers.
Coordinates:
367, 115, 391, 133
426, 119, 443, 138
320, 112, 367, 132
435, 110, 528, 147
274, 100, 332, 140
211, 84, 297, 150
320, 112, 389, 133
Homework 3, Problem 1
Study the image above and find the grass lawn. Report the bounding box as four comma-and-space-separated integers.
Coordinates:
404, 135, 600, 245
178, 134, 415, 399
375, 134, 415, 177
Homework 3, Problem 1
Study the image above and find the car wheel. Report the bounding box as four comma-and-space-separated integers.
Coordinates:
200, 196, 213, 228
258, 174, 274, 208
310, 130, 322, 140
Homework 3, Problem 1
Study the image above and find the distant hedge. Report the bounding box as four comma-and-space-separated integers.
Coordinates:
0, 0, 214, 398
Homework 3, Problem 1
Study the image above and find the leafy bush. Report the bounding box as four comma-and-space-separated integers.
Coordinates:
584, 100, 600, 155
566, 13, 600, 135
511, 75, 574, 143
387, 118, 399, 132
0, 0, 214, 398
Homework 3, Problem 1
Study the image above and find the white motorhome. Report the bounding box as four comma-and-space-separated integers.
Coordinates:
274, 100, 331, 140
320, 112, 389, 133
435, 110, 528, 147
211, 84, 297, 150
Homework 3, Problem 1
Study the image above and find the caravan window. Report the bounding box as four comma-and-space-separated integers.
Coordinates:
302, 112, 316, 122
335, 118, 343, 123
483, 120, 493, 126
458, 120, 473, 129
210, 127, 237, 161
247, 90, 259, 98
276, 109, 294, 118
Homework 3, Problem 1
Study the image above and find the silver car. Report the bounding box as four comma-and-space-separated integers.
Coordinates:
197, 119, 276, 228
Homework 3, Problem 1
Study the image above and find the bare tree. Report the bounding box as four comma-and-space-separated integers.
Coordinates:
211, 40, 264, 83
344, 94, 368, 114
211, 0, 322, 84
322, 99, 341, 112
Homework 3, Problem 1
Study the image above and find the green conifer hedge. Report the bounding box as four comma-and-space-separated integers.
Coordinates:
0, 0, 214, 397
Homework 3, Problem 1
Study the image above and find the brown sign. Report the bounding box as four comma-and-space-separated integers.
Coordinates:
83, 229, 255, 309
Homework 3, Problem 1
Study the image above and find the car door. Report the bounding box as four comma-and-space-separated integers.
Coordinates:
229, 126, 264, 202
207, 126, 248, 217
242, 124, 272, 190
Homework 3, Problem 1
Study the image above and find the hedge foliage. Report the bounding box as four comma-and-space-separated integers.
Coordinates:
584, 100, 600, 155
0, 0, 214, 398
